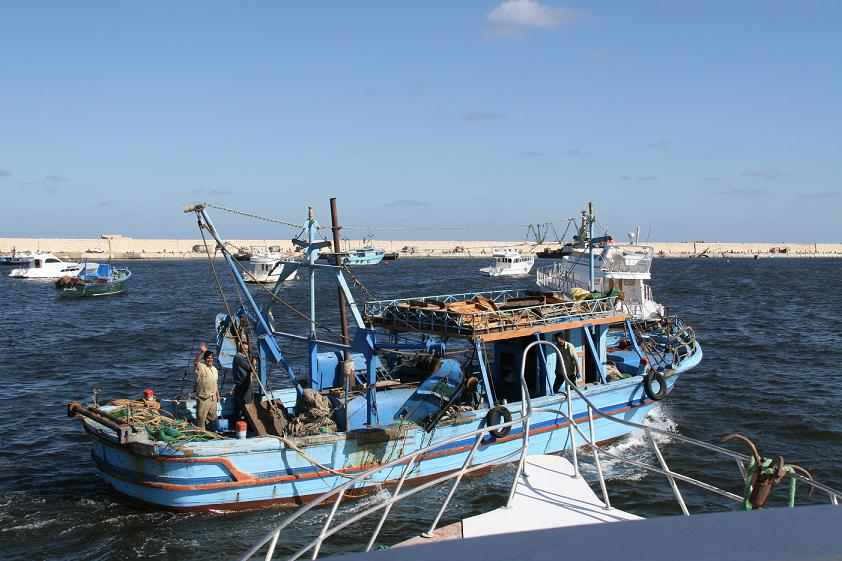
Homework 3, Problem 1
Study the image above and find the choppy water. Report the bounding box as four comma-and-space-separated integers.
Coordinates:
2, 257, 842, 560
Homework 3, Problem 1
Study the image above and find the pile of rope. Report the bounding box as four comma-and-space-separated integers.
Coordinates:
287, 389, 338, 436
109, 399, 223, 444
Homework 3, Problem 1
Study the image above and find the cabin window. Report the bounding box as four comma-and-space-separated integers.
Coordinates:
34, 260, 42, 268
46, 258, 60, 263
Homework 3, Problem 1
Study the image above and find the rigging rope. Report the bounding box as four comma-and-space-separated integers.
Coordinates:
205, 203, 305, 229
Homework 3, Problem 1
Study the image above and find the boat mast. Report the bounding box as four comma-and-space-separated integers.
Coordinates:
588, 202, 595, 292
329, 198, 350, 345
330, 198, 355, 431
307, 206, 319, 380
186, 203, 304, 395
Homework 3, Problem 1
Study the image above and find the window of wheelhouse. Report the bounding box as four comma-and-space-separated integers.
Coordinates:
46, 258, 60, 263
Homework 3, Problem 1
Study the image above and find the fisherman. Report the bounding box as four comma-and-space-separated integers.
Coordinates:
231, 340, 255, 421
553, 333, 580, 392
194, 342, 220, 431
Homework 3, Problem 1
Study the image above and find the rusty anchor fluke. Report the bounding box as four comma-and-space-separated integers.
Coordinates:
722, 433, 813, 509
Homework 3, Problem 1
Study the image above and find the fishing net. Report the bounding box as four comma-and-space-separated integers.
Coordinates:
108, 399, 223, 443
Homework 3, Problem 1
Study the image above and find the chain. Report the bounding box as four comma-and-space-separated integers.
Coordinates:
341, 263, 376, 301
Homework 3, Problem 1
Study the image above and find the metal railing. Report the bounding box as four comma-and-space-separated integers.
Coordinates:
602, 247, 654, 275
364, 289, 619, 336
242, 341, 842, 561
535, 263, 599, 293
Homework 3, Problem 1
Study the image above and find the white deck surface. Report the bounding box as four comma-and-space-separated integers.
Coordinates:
462, 454, 641, 539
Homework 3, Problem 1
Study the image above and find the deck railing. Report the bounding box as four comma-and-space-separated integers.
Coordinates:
535, 263, 598, 293
602, 248, 653, 274
241, 341, 842, 561
364, 289, 619, 336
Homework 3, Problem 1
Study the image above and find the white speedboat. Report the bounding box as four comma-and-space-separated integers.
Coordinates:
243, 253, 299, 283
480, 248, 535, 277
9, 253, 93, 279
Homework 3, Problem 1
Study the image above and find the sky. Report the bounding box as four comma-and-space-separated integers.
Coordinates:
1, 1, 841, 242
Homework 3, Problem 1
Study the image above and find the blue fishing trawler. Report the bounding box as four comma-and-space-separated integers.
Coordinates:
67, 203, 701, 510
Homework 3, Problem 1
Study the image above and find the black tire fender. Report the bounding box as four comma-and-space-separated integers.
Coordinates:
485, 405, 513, 438
643, 370, 668, 401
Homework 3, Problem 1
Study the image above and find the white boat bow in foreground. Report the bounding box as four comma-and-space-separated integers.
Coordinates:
240, 340, 841, 560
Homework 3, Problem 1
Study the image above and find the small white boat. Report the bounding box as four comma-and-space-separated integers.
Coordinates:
0, 249, 34, 266
9, 253, 95, 279
243, 253, 299, 284
480, 249, 535, 277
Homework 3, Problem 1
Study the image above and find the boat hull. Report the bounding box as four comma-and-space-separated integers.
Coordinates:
76, 345, 701, 511
58, 269, 131, 297
10, 266, 83, 278
59, 279, 129, 297
243, 262, 299, 283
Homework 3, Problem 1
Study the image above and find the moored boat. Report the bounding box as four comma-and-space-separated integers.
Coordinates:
480, 248, 535, 277
344, 245, 385, 265
56, 263, 132, 297
0, 248, 34, 266
67, 203, 701, 511
242, 252, 300, 284
9, 253, 90, 279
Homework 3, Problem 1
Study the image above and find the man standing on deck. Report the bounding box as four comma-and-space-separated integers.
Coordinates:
231, 340, 255, 421
194, 342, 220, 431
553, 334, 580, 392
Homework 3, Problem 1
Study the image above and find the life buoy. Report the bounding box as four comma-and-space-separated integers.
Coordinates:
643, 370, 667, 401
485, 406, 512, 438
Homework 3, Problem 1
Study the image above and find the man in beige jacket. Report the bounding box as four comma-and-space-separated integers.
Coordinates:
194, 342, 220, 431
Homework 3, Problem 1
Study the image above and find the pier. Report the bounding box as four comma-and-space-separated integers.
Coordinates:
2, 237, 841, 260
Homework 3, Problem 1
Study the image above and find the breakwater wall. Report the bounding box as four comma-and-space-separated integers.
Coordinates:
1, 238, 841, 259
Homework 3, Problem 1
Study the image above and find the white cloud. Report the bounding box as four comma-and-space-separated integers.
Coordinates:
487, 0, 578, 30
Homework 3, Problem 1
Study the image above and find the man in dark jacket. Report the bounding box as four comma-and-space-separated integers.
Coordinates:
231, 341, 255, 421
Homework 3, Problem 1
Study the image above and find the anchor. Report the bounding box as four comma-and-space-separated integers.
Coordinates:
722, 433, 813, 510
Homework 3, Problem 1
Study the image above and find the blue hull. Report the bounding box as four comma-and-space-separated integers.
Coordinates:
80, 345, 701, 510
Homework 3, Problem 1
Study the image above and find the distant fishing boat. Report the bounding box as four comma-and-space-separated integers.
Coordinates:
536, 204, 663, 321
56, 263, 132, 297
344, 245, 385, 265
321, 238, 386, 265
480, 248, 535, 277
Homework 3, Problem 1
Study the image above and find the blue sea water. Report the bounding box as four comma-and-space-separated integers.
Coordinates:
1, 257, 842, 560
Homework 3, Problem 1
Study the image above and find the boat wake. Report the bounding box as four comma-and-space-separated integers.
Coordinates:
575, 402, 679, 482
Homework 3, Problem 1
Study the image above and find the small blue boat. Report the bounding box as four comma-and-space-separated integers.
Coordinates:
343, 245, 385, 265
68, 204, 701, 511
